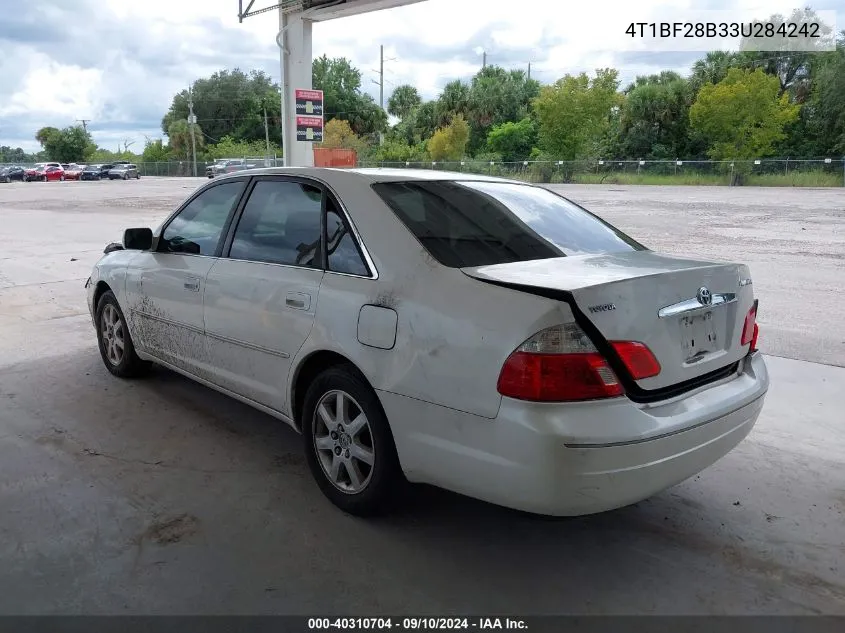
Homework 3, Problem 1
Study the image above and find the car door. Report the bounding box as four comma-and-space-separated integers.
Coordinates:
202, 176, 325, 413
123, 178, 248, 376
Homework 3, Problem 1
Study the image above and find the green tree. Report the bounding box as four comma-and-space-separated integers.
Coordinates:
736, 8, 835, 101
203, 135, 274, 160
0, 146, 38, 163
162, 69, 281, 145
142, 139, 170, 162
435, 79, 470, 127
689, 51, 742, 93
167, 119, 205, 159
689, 68, 800, 161
35, 125, 93, 162
319, 118, 369, 156
486, 118, 537, 162
811, 36, 845, 153
427, 114, 469, 161
392, 100, 439, 146
617, 71, 700, 159
466, 67, 540, 153
313, 55, 387, 138
387, 85, 422, 120
533, 69, 621, 160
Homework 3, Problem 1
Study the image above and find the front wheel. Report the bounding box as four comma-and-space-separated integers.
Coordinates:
60, 175, 65, 181
95, 291, 150, 378
302, 365, 404, 516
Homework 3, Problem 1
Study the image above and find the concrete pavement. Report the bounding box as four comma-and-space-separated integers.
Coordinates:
0, 178, 843, 614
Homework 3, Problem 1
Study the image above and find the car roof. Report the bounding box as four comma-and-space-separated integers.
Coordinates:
214, 166, 526, 185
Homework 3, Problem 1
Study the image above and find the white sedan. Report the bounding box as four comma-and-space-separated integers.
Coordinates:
86, 168, 769, 516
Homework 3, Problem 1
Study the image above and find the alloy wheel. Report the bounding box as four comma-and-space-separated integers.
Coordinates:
313, 390, 375, 494
100, 303, 125, 366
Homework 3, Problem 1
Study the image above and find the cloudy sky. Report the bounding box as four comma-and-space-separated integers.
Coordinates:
1, 0, 841, 152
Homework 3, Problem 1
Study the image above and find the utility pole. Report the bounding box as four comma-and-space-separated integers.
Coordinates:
76, 119, 90, 132
527, 62, 531, 80
482, 51, 487, 68
263, 104, 271, 166
379, 45, 384, 112
187, 85, 198, 178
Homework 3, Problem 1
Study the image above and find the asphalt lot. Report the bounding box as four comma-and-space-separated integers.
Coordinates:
1, 177, 843, 615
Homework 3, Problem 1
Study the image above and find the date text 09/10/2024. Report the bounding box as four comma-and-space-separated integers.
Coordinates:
625, 21, 822, 39
307, 617, 528, 630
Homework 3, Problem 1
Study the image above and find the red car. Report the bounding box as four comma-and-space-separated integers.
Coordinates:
23, 162, 61, 181
34, 166, 65, 182
64, 165, 84, 180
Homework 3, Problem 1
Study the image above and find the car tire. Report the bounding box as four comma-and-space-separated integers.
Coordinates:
95, 290, 151, 379
302, 364, 404, 516
60, 175, 65, 181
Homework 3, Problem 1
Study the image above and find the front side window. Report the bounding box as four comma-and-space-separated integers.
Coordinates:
161, 181, 245, 255
373, 181, 646, 268
229, 179, 322, 267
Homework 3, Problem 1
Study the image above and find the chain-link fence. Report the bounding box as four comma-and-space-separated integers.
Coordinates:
356, 158, 845, 187
2, 157, 843, 186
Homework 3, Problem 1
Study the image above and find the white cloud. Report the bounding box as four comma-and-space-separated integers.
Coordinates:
1, 0, 842, 151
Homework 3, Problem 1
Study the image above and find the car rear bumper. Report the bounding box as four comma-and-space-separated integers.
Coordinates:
380, 352, 768, 516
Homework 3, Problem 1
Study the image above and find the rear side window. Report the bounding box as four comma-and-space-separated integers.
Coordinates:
228, 180, 323, 267
373, 181, 645, 268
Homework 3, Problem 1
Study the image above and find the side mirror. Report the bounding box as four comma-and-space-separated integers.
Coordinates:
123, 227, 153, 250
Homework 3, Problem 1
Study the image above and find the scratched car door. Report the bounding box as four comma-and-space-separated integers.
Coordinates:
202, 177, 325, 412
123, 179, 247, 376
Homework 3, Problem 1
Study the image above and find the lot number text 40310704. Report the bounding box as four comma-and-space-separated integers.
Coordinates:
307, 617, 529, 630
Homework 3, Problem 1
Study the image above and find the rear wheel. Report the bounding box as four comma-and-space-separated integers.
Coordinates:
302, 365, 403, 516
95, 291, 150, 378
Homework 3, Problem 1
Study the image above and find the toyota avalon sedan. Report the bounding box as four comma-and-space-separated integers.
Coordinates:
85, 168, 768, 517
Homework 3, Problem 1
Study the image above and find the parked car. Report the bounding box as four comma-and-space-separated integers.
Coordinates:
33, 165, 65, 182
64, 165, 84, 180
108, 164, 140, 180
98, 164, 115, 178
86, 168, 768, 517
206, 159, 255, 178
0, 166, 26, 182
23, 162, 61, 181
81, 165, 102, 181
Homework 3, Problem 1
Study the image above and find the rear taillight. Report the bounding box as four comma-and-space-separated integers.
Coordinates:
609, 341, 661, 379
741, 302, 758, 351
497, 323, 624, 402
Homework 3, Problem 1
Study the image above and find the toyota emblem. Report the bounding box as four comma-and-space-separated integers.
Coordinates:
697, 286, 712, 305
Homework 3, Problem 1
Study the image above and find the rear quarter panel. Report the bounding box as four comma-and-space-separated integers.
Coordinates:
295, 175, 572, 420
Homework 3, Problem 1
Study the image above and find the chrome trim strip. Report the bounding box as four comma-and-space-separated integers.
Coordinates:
131, 309, 204, 335
658, 292, 737, 319
205, 331, 290, 358
132, 309, 290, 358
220, 256, 374, 281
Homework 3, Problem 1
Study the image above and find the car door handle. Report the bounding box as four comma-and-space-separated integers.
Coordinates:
184, 277, 200, 292
285, 292, 311, 310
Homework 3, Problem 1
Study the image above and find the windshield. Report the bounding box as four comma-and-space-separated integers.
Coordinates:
373, 181, 646, 268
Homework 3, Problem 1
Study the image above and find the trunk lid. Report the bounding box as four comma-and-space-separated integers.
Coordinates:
462, 251, 755, 391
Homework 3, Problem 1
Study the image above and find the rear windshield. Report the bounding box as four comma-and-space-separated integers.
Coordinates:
372, 181, 646, 268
